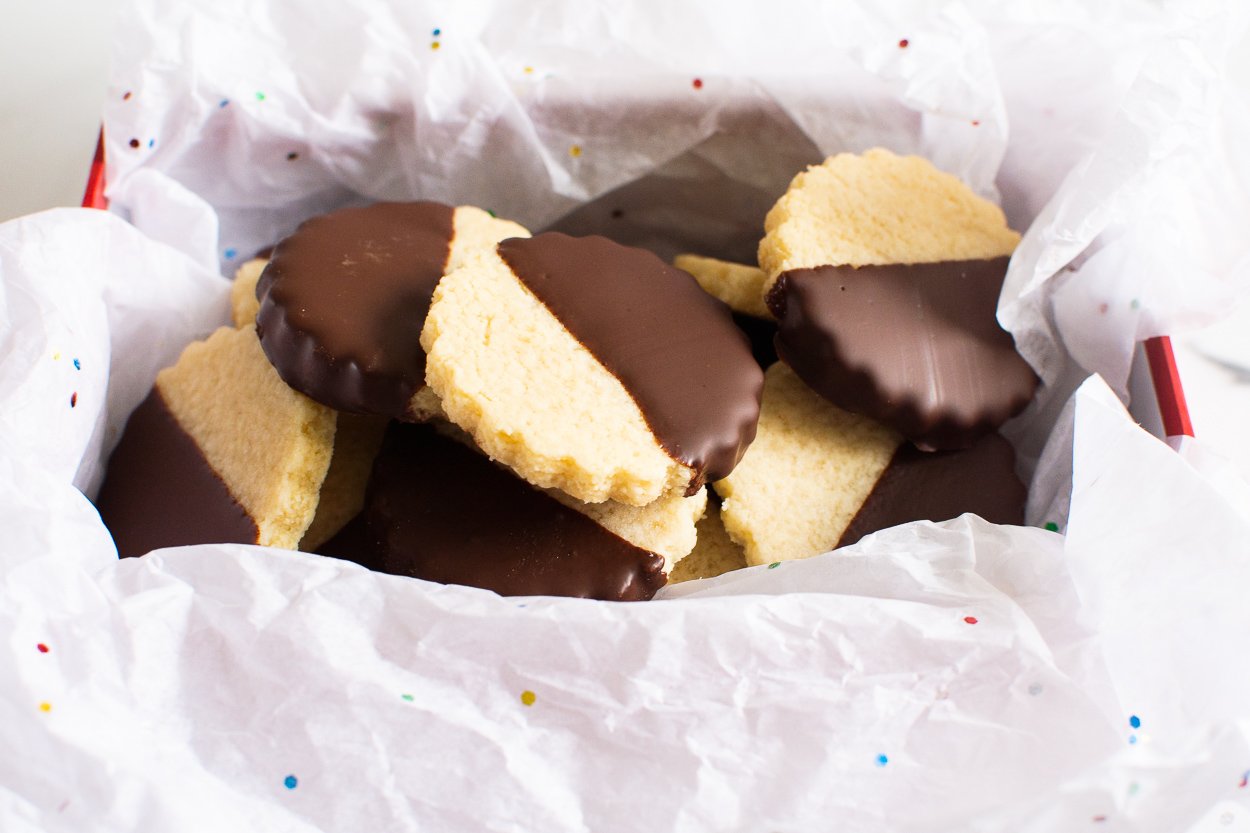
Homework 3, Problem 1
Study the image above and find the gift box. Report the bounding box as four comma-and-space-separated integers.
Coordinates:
4, 2, 1250, 831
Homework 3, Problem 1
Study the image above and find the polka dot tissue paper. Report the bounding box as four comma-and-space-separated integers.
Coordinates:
3, 1, 1250, 830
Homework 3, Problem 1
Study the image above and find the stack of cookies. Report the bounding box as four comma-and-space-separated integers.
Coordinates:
96, 202, 763, 601
94, 149, 1036, 600
678, 149, 1034, 572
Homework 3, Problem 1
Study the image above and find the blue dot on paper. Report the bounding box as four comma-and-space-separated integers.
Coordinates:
73, 358, 80, 370
224, 248, 237, 259
875, 754, 888, 767
432, 27, 441, 36
1129, 715, 1141, 729
1128, 734, 1138, 745
219, 99, 230, 108
148, 138, 155, 148
283, 774, 298, 789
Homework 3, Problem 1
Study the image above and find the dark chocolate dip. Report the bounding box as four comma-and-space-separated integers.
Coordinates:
837, 432, 1026, 548
768, 258, 1038, 450
94, 387, 258, 557
499, 233, 764, 491
255, 202, 456, 417
365, 423, 668, 601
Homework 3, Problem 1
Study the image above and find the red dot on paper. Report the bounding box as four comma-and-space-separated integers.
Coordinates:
971, 120, 981, 126
122, 91, 132, 101
964, 616, 978, 625
692, 78, 703, 90
70, 392, 78, 408
1098, 302, 1109, 315
129, 138, 140, 149
37, 643, 49, 653
899, 38, 910, 48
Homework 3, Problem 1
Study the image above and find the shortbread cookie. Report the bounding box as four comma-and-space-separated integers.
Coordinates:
319, 420, 708, 581
715, 364, 1025, 566
237, 247, 422, 550
673, 254, 772, 319
834, 431, 1024, 549
422, 233, 763, 506
256, 202, 528, 418
95, 326, 336, 556
757, 148, 1021, 282
669, 500, 747, 583
233, 255, 401, 551
363, 423, 678, 600
757, 149, 1036, 449
426, 420, 706, 570
549, 480, 706, 573
298, 412, 389, 552
768, 258, 1039, 450
231, 253, 403, 550
230, 258, 268, 327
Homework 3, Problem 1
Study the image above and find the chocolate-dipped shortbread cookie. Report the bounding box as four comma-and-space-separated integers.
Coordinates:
95, 326, 336, 556
255, 202, 528, 419
360, 423, 706, 600
714, 364, 1025, 566
421, 232, 764, 507
758, 149, 1037, 450
229, 256, 395, 551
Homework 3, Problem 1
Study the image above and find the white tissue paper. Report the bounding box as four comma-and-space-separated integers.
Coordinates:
3, 1, 1250, 830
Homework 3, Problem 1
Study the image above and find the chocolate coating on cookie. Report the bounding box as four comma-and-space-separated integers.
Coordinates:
95, 388, 258, 557
498, 233, 763, 490
767, 258, 1038, 450
313, 512, 384, 572
255, 202, 455, 416
836, 433, 1025, 548
732, 312, 779, 370
365, 423, 667, 600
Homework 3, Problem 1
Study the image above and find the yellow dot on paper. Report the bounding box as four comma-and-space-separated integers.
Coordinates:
39, 702, 51, 713
569, 144, 582, 158
431, 41, 440, 50
53, 352, 61, 361
524, 66, 534, 74
520, 690, 536, 706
